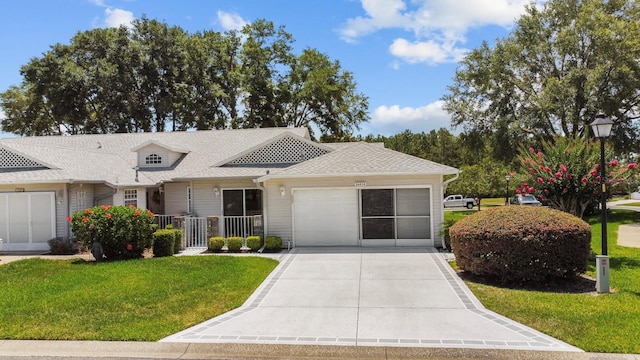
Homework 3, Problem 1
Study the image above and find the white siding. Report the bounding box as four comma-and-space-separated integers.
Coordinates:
94, 184, 116, 206
164, 182, 189, 215
69, 184, 94, 214
264, 175, 445, 247
191, 180, 257, 217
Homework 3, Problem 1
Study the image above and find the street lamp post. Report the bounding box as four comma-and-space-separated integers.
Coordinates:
505, 174, 511, 205
590, 113, 614, 294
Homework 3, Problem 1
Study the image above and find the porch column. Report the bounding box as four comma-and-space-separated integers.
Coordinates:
207, 216, 219, 239
173, 216, 185, 249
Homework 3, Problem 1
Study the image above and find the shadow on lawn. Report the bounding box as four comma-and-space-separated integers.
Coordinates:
610, 256, 640, 270
458, 271, 597, 294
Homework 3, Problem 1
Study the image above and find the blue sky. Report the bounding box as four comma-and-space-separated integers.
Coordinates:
0, 0, 543, 138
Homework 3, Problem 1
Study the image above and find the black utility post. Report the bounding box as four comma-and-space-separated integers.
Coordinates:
590, 113, 614, 294
505, 174, 511, 205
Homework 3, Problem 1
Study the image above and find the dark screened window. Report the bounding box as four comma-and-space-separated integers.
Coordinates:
223, 190, 244, 216
361, 188, 432, 241
361, 189, 394, 216
362, 218, 395, 239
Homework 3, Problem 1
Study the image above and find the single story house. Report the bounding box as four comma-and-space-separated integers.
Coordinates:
0, 128, 459, 252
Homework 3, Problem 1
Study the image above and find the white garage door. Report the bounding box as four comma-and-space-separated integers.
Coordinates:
0, 192, 56, 252
293, 189, 358, 246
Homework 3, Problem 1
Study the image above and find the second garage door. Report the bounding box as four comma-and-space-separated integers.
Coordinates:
0, 192, 56, 252
293, 189, 358, 246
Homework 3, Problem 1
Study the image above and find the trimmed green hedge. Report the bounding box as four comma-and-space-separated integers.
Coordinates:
265, 236, 282, 251
208, 237, 225, 252
246, 236, 261, 251
152, 230, 175, 257
172, 230, 183, 254
449, 206, 591, 283
227, 237, 243, 252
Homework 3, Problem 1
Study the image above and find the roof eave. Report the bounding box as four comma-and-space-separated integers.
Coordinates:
256, 170, 460, 183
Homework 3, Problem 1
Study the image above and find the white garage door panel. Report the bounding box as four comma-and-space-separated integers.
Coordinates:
31, 193, 56, 247
0, 196, 7, 242
294, 189, 358, 246
0, 192, 55, 251
8, 194, 29, 245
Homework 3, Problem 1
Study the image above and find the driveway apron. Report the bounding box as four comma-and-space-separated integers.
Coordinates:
162, 247, 581, 352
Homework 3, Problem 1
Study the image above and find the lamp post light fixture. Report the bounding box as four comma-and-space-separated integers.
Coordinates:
505, 174, 511, 205
590, 113, 614, 294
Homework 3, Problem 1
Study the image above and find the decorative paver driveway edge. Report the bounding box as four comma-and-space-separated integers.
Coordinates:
162, 249, 581, 352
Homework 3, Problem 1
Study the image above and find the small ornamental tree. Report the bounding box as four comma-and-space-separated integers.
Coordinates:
68, 205, 155, 260
517, 136, 637, 218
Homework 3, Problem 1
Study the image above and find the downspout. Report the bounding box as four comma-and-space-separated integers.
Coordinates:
441, 171, 460, 197
253, 179, 267, 253
94, 185, 118, 207
440, 171, 460, 248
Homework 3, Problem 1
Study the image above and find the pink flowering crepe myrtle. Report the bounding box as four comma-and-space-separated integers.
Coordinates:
518, 138, 638, 218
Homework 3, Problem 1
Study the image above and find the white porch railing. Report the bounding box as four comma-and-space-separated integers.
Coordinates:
223, 216, 257, 239
184, 217, 208, 248
154, 215, 174, 229
153, 215, 261, 249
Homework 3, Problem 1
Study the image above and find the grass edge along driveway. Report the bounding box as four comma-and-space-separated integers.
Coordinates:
455, 210, 640, 354
0, 255, 278, 341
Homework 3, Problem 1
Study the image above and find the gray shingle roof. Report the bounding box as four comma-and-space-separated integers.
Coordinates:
0, 129, 459, 186
0, 128, 308, 186
257, 141, 459, 181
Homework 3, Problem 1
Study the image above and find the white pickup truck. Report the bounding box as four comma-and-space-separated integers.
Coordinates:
443, 195, 478, 209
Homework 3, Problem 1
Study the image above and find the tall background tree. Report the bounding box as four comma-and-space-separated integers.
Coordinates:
443, 0, 640, 155
0, 18, 368, 140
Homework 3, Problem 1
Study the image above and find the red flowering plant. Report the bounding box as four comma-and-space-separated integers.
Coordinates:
517, 136, 637, 218
68, 205, 154, 260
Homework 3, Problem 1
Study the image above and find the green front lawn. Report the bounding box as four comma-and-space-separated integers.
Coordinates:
0, 255, 278, 341
452, 210, 640, 353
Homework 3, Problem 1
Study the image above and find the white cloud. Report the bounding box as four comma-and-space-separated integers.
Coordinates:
217, 11, 248, 31
389, 38, 467, 65
340, 0, 543, 65
104, 8, 134, 28
367, 100, 452, 135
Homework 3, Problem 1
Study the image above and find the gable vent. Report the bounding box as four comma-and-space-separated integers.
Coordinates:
228, 136, 330, 166
0, 147, 46, 169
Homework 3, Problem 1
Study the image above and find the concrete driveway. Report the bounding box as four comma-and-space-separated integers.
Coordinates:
162, 247, 580, 352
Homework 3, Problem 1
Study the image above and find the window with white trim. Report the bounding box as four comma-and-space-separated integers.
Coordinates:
124, 189, 137, 207
145, 153, 162, 165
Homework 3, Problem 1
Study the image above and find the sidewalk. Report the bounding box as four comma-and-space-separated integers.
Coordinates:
609, 199, 640, 249
0, 340, 638, 359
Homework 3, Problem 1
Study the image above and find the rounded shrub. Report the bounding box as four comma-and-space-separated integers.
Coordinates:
265, 236, 282, 251
227, 237, 243, 252
152, 230, 174, 257
246, 236, 261, 251
208, 237, 225, 251
449, 206, 591, 283
68, 205, 155, 260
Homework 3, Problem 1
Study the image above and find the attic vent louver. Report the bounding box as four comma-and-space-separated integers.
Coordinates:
228, 136, 329, 165
0, 147, 46, 169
